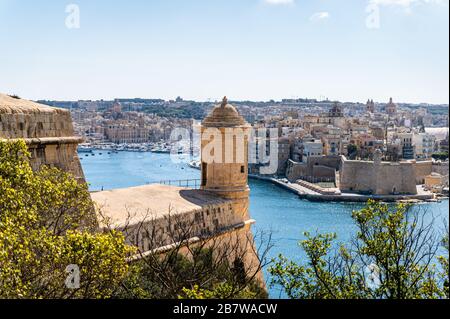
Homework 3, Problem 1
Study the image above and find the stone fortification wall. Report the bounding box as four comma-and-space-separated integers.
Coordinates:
339, 159, 375, 193
312, 165, 337, 178
286, 156, 341, 182
121, 201, 237, 253
286, 160, 308, 181
374, 162, 417, 195
0, 94, 84, 181
121, 199, 262, 284
413, 161, 433, 184
433, 162, 449, 176
340, 157, 417, 195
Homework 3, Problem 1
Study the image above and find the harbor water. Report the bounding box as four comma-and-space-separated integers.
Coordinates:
80, 151, 449, 298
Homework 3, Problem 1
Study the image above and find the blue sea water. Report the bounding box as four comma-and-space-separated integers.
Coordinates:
80, 151, 449, 298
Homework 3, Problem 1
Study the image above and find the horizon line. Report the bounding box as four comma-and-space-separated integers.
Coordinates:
27, 96, 450, 107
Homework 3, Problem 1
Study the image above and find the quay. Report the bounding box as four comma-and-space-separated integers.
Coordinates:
188, 163, 436, 203
249, 174, 436, 203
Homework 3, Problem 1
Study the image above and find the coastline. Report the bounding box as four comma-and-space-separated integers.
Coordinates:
248, 174, 440, 203
186, 162, 440, 203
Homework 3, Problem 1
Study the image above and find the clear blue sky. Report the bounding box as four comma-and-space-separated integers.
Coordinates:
0, 0, 448, 104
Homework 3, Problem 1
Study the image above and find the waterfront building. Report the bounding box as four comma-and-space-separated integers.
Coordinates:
439, 134, 449, 153
413, 132, 436, 160
350, 133, 382, 160
104, 123, 150, 143
276, 137, 292, 175
301, 137, 324, 163
321, 126, 342, 156
399, 132, 415, 160
369, 125, 385, 141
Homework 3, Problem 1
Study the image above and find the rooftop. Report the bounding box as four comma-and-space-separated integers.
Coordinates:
202, 96, 249, 128
91, 184, 231, 228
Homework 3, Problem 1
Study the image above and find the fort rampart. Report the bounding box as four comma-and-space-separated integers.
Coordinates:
0, 94, 84, 181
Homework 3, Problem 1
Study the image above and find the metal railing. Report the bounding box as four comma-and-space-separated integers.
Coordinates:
148, 179, 202, 189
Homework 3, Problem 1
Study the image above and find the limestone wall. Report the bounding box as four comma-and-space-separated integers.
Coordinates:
339, 160, 375, 193
433, 162, 449, 176
286, 160, 308, 181
0, 108, 74, 138
117, 201, 238, 253
413, 161, 433, 184
286, 156, 340, 182
27, 142, 85, 181
120, 200, 263, 286
312, 165, 336, 178
374, 162, 417, 195
310, 155, 341, 170
0, 94, 84, 181
339, 157, 418, 195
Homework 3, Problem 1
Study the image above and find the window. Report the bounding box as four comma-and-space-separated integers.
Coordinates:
241, 166, 245, 173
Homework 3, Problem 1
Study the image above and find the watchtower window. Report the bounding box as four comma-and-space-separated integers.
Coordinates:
241, 166, 245, 174
201, 162, 207, 186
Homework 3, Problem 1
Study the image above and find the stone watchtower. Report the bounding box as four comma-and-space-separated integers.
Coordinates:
200, 97, 251, 221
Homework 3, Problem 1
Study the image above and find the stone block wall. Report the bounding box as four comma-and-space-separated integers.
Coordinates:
374, 162, 417, 195
413, 161, 433, 184
0, 109, 74, 139
339, 159, 375, 193
0, 94, 84, 182
286, 160, 308, 181
286, 156, 341, 182
119, 201, 237, 253
433, 162, 449, 176
339, 157, 418, 195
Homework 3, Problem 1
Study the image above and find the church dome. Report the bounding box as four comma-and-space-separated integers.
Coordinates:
202, 97, 249, 128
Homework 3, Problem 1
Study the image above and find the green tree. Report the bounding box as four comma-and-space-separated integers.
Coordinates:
269, 200, 449, 299
438, 228, 449, 298
432, 152, 449, 161
116, 245, 269, 299
0, 140, 134, 298
110, 208, 273, 300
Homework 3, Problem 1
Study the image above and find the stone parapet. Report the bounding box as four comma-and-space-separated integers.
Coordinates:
0, 93, 84, 182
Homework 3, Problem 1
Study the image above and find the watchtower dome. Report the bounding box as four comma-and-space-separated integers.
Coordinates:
200, 97, 251, 220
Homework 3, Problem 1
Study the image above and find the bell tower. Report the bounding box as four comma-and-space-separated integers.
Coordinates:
200, 97, 251, 220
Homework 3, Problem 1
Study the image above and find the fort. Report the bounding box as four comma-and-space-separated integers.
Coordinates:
273, 148, 441, 202
1, 94, 263, 284
340, 150, 419, 195
1, 93, 445, 282
0, 93, 85, 181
